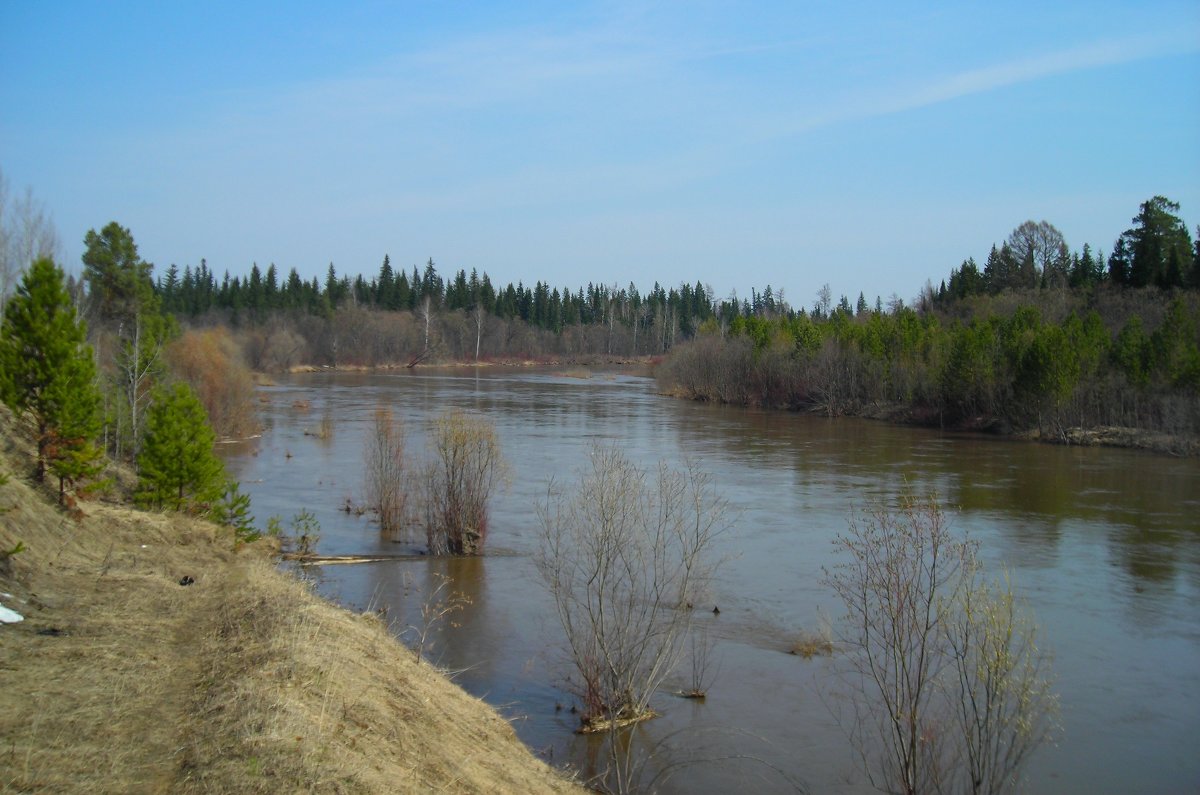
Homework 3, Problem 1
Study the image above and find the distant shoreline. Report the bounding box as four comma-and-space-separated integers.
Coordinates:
276, 353, 661, 374
659, 384, 1200, 458
257, 357, 1199, 457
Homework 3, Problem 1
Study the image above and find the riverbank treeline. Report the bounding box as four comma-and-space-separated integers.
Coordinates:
658, 287, 1199, 444
155, 255, 719, 366
140, 196, 1195, 365
658, 198, 1200, 447
71, 194, 1200, 450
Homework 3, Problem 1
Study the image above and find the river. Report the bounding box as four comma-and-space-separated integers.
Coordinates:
220, 368, 1200, 794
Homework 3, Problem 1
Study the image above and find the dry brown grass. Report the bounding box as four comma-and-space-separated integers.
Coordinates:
788, 630, 834, 659
0, 412, 580, 794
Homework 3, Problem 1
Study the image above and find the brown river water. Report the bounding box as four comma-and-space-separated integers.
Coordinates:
220, 368, 1200, 794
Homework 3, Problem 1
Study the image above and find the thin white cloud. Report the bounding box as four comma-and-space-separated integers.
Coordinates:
776, 32, 1200, 138
119, 11, 1199, 290
887, 33, 1199, 115
285, 22, 663, 116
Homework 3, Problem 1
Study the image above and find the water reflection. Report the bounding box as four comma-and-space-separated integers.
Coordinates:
221, 369, 1200, 795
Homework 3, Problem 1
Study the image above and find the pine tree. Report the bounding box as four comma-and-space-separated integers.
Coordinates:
135, 382, 226, 511
211, 481, 257, 541
82, 221, 154, 327
44, 356, 105, 502
82, 222, 174, 462
1119, 196, 1193, 289
0, 258, 103, 501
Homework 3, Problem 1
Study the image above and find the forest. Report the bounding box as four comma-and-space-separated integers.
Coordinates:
138, 196, 1200, 449
658, 198, 1200, 447
1, 183, 1194, 794
4, 189, 1199, 463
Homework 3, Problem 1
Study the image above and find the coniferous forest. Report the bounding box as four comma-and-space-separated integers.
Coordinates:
7, 193, 1199, 458
139, 196, 1198, 450
658, 197, 1200, 448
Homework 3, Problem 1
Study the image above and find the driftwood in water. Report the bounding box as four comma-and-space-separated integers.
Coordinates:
283, 552, 428, 565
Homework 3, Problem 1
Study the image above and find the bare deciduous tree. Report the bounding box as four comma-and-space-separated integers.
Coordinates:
365, 407, 410, 541
824, 492, 1057, 795
1006, 220, 1066, 279
418, 294, 434, 353
535, 445, 728, 733
117, 313, 166, 458
681, 624, 719, 699
825, 492, 970, 794
166, 327, 258, 439
816, 283, 833, 318
0, 168, 61, 326
423, 409, 503, 555
943, 572, 1058, 795
472, 303, 487, 362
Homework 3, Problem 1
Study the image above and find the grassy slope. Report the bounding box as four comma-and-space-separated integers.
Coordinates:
0, 415, 581, 794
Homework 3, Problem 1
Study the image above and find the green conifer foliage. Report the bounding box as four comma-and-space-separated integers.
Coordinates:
135, 382, 225, 511
0, 258, 103, 501
212, 481, 258, 541
44, 362, 105, 501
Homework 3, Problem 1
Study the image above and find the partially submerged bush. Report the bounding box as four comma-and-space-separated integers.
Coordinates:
536, 445, 728, 731
824, 492, 1057, 795
360, 407, 503, 556
365, 407, 410, 541
788, 629, 834, 659
423, 410, 503, 556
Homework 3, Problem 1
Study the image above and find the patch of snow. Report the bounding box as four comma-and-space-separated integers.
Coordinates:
0, 603, 23, 624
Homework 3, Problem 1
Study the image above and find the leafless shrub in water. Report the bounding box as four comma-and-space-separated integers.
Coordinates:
423, 409, 503, 555
680, 623, 719, 698
824, 491, 1057, 795
364, 407, 410, 541
535, 445, 728, 733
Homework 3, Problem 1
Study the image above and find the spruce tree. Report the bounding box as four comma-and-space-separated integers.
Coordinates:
135, 382, 225, 511
1120, 196, 1193, 289
0, 258, 103, 501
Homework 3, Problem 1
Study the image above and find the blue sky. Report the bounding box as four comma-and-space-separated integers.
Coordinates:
2, 1, 1198, 307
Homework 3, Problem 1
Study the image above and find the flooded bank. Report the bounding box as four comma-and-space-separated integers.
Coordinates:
221, 368, 1200, 794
